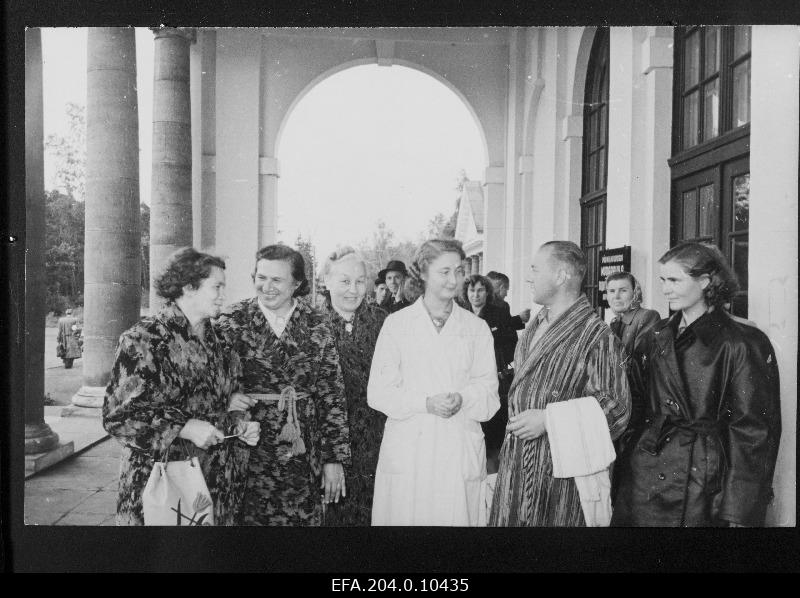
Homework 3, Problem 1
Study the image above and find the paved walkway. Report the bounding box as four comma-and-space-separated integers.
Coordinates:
24, 437, 121, 526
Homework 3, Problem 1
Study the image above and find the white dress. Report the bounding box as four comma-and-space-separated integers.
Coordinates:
368, 298, 500, 526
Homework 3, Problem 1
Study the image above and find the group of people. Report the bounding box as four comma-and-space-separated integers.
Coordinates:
102, 235, 781, 528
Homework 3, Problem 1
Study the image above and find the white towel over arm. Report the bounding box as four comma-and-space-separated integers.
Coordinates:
545, 396, 617, 526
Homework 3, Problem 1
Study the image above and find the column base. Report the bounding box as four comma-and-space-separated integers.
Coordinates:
71, 385, 106, 409
25, 441, 75, 478
24, 422, 60, 454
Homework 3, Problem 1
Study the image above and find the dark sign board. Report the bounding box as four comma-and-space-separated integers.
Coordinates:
598, 245, 631, 309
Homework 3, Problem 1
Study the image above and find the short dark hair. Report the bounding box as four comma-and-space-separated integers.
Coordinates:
485, 271, 509, 287
155, 247, 226, 301
541, 241, 587, 288
659, 242, 738, 308
374, 277, 385, 287
460, 274, 496, 309
254, 244, 310, 297
606, 271, 643, 307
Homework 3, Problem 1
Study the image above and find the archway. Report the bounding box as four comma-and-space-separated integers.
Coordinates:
274, 63, 488, 270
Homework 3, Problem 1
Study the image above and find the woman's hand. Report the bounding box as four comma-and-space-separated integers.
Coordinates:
426, 393, 462, 418
321, 462, 346, 504
178, 418, 225, 450
234, 420, 261, 446
228, 392, 256, 412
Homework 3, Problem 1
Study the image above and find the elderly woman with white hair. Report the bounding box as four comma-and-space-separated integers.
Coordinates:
318, 247, 389, 526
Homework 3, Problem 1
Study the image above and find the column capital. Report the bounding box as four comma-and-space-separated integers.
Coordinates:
561, 115, 582, 141
641, 35, 673, 75
151, 26, 197, 44
483, 165, 505, 185
259, 156, 280, 177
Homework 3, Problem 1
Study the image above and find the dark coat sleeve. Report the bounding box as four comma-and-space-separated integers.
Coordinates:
719, 329, 782, 526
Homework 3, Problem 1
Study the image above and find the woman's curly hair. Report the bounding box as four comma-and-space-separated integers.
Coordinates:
154, 247, 226, 301
459, 274, 495, 310
405, 239, 467, 299
254, 244, 310, 297
659, 242, 739, 308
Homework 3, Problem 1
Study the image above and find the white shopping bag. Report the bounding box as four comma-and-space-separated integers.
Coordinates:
142, 457, 215, 526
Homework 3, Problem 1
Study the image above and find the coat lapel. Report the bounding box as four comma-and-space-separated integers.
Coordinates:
651, 314, 692, 415
509, 297, 592, 396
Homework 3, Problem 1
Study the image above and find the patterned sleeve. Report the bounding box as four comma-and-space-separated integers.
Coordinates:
102, 327, 191, 454
314, 328, 352, 467
583, 333, 631, 440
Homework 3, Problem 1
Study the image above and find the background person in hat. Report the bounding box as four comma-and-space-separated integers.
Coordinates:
378, 260, 412, 313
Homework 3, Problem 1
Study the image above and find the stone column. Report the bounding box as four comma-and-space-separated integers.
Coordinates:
24, 28, 59, 452
482, 165, 506, 274
72, 28, 141, 408
149, 27, 195, 311
750, 25, 799, 526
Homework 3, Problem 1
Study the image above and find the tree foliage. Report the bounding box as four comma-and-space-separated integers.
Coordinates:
45, 102, 86, 201
43, 101, 152, 314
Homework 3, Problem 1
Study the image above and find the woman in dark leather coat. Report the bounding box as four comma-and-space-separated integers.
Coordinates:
612, 242, 781, 527
458, 274, 517, 470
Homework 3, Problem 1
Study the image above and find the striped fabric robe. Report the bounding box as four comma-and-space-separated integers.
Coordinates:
489, 295, 631, 526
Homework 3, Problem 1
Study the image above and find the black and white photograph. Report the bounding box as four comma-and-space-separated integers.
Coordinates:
4, 1, 798, 575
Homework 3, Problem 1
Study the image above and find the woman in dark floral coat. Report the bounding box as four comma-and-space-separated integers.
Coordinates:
317, 248, 388, 526
217, 244, 351, 526
103, 248, 260, 526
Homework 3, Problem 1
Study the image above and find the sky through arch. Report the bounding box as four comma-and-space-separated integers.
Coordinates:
275, 63, 486, 259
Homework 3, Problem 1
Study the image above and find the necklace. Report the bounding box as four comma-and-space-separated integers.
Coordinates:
423, 300, 453, 331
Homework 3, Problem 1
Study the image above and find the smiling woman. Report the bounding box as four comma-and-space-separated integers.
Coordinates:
216, 244, 351, 526
103, 247, 258, 526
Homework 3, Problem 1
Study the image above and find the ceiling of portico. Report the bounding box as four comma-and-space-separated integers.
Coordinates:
199, 27, 513, 45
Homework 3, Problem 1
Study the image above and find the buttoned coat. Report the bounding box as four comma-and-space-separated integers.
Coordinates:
612, 309, 781, 527
368, 298, 500, 526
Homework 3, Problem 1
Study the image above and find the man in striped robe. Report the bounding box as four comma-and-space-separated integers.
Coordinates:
489, 241, 631, 526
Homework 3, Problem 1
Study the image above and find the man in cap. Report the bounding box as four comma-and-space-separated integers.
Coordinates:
377, 260, 411, 313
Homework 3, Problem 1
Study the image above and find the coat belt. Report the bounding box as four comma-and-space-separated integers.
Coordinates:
249, 386, 307, 456
639, 414, 721, 455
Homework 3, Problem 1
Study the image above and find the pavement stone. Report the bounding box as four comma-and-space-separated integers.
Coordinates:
25, 438, 121, 526
25, 488, 95, 525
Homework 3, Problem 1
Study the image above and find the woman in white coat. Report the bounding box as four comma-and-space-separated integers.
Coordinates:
368, 239, 500, 526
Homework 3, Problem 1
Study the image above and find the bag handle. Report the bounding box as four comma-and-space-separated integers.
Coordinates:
154, 433, 195, 467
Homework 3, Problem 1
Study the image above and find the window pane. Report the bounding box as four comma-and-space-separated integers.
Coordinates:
597, 202, 606, 242
731, 236, 749, 291
598, 148, 606, 190
682, 189, 698, 239
734, 26, 752, 58
589, 154, 597, 193
698, 184, 717, 236
703, 79, 719, 140
684, 31, 700, 88
732, 59, 751, 127
704, 26, 720, 75
683, 91, 700, 149
599, 105, 607, 149
733, 173, 750, 231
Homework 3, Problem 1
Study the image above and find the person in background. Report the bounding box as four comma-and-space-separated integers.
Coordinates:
217, 244, 351, 526
103, 248, 259, 526
612, 242, 781, 527
458, 274, 514, 473
489, 241, 630, 527
368, 239, 499, 526
485, 271, 531, 360
372, 278, 389, 307
56, 308, 82, 369
378, 260, 411, 313
605, 271, 661, 452
318, 247, 388, 526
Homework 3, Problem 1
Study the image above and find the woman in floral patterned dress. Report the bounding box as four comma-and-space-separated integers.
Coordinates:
217, 244, 351, 526
103, 248, 260, 526
318, 247, 388, 526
